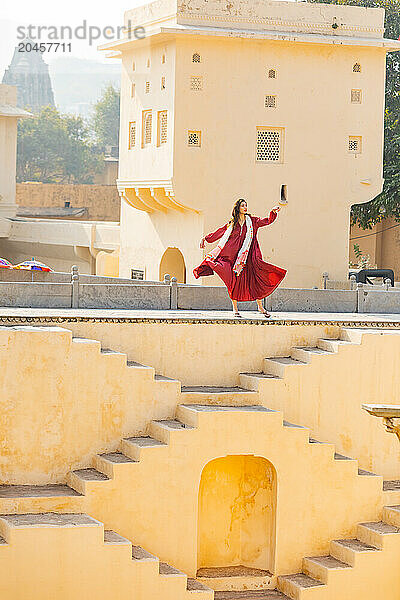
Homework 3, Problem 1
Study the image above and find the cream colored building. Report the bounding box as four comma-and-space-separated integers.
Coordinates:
101, 0, 400, 286
0, 85, 31, 226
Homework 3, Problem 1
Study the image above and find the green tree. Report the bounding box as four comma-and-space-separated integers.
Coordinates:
92, 84, 120, 149
310, 0, 400, 229
17, 106, 103, 184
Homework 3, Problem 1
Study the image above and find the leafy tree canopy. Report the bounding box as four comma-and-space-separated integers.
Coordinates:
92, 84, 120, 149
17, 106, 103, 184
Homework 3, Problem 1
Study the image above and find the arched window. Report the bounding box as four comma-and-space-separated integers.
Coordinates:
192, 52, 201, 63
268, 69, 276, 79
353, 63, 361, 73
159, 248, 186, 283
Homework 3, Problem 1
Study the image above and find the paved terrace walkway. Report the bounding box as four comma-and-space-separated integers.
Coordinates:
1, 308, 400, 327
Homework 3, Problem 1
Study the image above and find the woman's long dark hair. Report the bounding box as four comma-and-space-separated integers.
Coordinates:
230, 198, 247, 229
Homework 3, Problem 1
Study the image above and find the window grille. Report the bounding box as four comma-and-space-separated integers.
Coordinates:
188, 130, 201, 147
190, 76, 203, 91
158, 111, 168, 145
162, 54, 166, 64
142, 110, 152, 146
161, 76, 166, 90
192, 52, 201, 63
349, 136, 362, 154
351, 89, 362, 103
268, 69, 276, 79
145, 81, 150, 93
147, 58, 150, 68
265, 95, 277, 108
131, 83, 135, 98
131, 269, 144, 280
256, 128, 282, 162
132, 61, 135, 72
353, 63, 361, 73
129, 121, 136, 149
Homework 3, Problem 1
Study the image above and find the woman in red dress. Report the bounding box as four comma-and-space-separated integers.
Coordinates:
193, 198, 287, 318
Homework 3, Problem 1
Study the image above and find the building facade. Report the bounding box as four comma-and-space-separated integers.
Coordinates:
102, 0, 400, 287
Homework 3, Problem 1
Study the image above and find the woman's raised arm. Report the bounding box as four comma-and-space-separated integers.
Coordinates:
256, 207, 279, 228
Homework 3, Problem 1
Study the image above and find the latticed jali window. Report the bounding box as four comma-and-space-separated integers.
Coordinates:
268, 69, 276, 79
129, 121, 136, 149
192, 52, 201, 63
142, 110, 152, 146
158, 111, 168, 145
351, 89, 362, 103
131, 83, 135, 98
353, 63, 361, 73
349, 136, 362, 154
145, 81, 150, 93
265, 95, 277, 108
256, 128, 282, 162
188, 130, 201, 147
190, 76, 203, 91
161, 76, 166, 90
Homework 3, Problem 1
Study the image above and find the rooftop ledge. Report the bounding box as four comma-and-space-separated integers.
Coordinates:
98, 24, 400, 53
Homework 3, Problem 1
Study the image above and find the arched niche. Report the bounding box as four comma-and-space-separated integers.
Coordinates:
159, 247, 186, 283
197, 455, 277, 574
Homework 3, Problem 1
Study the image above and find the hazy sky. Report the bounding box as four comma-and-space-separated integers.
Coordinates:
0, 0, 144, 75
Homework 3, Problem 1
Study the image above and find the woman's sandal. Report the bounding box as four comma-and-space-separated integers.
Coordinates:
258, 309, 271, 318
233, 311, 242, 318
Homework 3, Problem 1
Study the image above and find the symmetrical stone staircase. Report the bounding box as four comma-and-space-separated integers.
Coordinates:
2, 326, 400, 598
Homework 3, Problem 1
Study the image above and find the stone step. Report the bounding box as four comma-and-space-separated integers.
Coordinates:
291, 346, 333, 363
339, 329, 365, 343
159, 561, 185, 576
330, 538, 379, 565
68, 468, 110, 494
317, 338, 353, 353
180, 386, 259, 406
95, 452, 137, 478
131, 544, 158, 562
214, 591, 289, 599
150, 419, 194, 443
121, 436, 167, 461
0, 484, 81, 499
357, 521, 400, 549
177, 404, 277, 428
263, 357, 307, 378
278, 573, 325, 599
103, 530, 131, 545
0, 512, 102, 542
303, 555, 351, 583
383, 505, 400, 527
196, 565, 274, 592
239, 373, 281, 392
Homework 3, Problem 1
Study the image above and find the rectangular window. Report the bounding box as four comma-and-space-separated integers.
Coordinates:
131, 83, 135, 98
256, 127, 283, 162
349, 136, 362, 154
265, 95, 277, 108
142, 110, 152, 146
131, 269, 145, 280
190, 76, 203, 91
161, 76, 166, 90
188, 130, 201, 147
157, 110, 168, 146
145, 81, 150, 93
351, 89, 362, 103
128, 121, 136, 149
